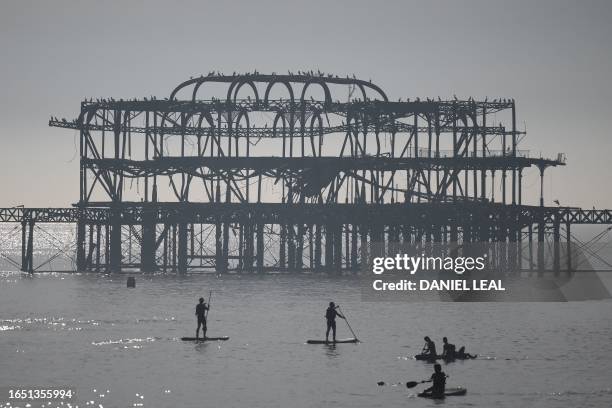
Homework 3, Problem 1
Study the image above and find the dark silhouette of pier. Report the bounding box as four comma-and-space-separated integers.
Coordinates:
1, 72, 611, 273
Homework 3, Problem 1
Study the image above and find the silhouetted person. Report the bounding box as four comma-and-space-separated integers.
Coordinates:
421, 363, 447, 398
442, 337, 456, 359
442, 336, 476, 359
195, 297, 209, 340
325, 302, 345, 343
455, 345, 477, 359
422, 336, 437, 358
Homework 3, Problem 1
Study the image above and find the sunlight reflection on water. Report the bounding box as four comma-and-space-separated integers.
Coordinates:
1, 271, 612, 408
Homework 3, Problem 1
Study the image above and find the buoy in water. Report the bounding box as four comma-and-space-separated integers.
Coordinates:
127, 277, 136, 288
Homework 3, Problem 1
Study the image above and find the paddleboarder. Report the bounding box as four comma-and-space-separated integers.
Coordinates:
442, 336, 477, 359
421, 363, 447, 398
455, 345, 477, 359
325, 302, 345, 343
441, 337, 456, 359
422, 336, 437, 359
195, 297, 210, 340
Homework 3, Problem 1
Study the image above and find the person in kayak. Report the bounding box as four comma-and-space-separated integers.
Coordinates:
325, 302, 345, 343
441, 337, 456, 359
422, 336, 437, 358
195, 297, 210, 340
421, 363, 447, 398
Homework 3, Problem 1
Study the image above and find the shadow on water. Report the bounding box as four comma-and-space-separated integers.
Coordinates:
324, 343, 340, 358
194, 341, 211, 352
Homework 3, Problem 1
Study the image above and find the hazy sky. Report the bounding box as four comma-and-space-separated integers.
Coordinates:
0, 0, 611, 208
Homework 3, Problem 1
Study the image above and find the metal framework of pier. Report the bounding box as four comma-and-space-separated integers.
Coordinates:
2, 72, 611, 273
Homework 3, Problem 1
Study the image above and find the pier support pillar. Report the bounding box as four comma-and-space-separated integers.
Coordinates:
314, 224, 322, 271
566, 222, 572, 272
140, 208, 156, 272
76, 218, 87, 272
215, 219, 223, 273
279, 224, 286, 270
334, 223, 342, 273
296, 224, 304, 272
256, 222, 264, 273
553, 215, 560, 273
108, 210, 122, 272
350, 224, 358, 272
324, 224, 333, 272
178, 222, 188, 274
288, 224, 295, 271
537, 217, 545, 273
21, 221, 34, 273
360, 225, 368, 271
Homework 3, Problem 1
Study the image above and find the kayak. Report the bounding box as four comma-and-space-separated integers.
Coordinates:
306, 338, 358, 344
418, 387, 467, 398
181, 336, 230, 341
414, 354, 476, 361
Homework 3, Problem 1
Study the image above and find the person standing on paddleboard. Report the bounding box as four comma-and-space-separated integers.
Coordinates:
325, 302, 345, 343
195, 297, 210, 340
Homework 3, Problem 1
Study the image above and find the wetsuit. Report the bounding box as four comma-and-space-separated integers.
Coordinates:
195, 302, 209, 339
325, 307, 343, 342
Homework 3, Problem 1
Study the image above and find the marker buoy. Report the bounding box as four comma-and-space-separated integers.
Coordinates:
127, 277, 136, 288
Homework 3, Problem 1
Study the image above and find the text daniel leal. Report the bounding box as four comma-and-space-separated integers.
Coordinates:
372, 279, 506, 291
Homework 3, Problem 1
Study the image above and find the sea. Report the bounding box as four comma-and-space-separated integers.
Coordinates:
1, 225, 612, 408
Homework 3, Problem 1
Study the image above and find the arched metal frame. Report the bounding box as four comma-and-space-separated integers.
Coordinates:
56, 73, 567, 274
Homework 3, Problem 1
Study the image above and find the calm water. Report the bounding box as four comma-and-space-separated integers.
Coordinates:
1, 271, 612, 408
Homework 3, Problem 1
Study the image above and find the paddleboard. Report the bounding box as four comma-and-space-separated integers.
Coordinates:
418, 387, 467, 398
414, 354, 476, 361
181, 336, 229, 341
306, 338, 358, 344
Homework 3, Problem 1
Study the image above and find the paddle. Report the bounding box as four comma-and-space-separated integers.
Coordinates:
205, 290, 212, 319
406, 380, 428, 389
376, 379, 428, 388
337, 306, 359, 341
203, 290, 212, 339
